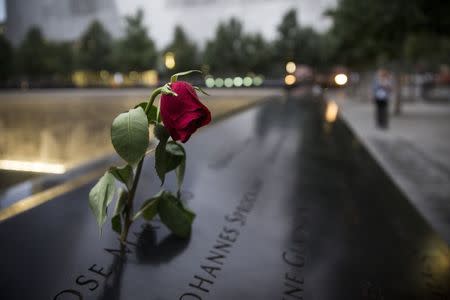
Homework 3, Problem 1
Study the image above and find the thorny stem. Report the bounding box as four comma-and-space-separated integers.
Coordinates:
120, 87, 163, 244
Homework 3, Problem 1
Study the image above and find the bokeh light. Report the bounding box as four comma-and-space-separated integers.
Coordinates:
286, 61, 296, 74
243, 76, 252, 87
284, 74, 296, 86
253, 76, 263, 86
164, 52, 176, 70
334, 73, 348, 86
205, 77, 215, 88
224, 78, 233, 88
233, 77, 243, 87
325, 100, 339, 123
215, 78, 224, 88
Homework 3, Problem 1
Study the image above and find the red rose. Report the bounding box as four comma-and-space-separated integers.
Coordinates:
160, 81, 211, 143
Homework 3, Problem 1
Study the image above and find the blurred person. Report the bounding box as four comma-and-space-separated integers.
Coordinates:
373, 68, 393, 129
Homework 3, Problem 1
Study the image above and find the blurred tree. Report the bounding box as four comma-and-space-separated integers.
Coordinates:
273, 9, 323, 69
204, 18, 273, 75
77, 20, 113, 71
274, 9, 302, 63
164, 25, 198, 73
326, 0, 450, 67
113, 9, 157, 72
403, 33, 450, 66
204, 18, 245, 74
240, 33, 273, 74
47, 42, 75, 78
16, 27, 51, 78
0, 34, 13, 81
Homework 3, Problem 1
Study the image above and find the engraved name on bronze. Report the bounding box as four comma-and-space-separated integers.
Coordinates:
179, 178, 263, 300
281, 207, 308, 300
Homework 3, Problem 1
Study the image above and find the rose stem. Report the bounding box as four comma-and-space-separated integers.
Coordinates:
120, 87, 163, 244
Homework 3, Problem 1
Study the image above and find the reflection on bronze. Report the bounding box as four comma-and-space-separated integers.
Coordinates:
0, 167, 105, 222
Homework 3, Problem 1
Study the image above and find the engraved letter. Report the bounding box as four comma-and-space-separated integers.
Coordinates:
206, 250, 226, 266
201, 265, 221, 278
76, 275, 99, 291
53, 289, 83, 300
179, 293, 202, 300
189, 275, 213, 293
88, 264, 112, 278
282, 251, 305, 268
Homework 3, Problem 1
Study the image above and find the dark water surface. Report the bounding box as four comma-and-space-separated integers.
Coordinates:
0, 95, 448, 299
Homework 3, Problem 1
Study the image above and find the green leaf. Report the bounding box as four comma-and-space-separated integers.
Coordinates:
89, 172, 116, 232
155, 140, 169, 184
193, 86, 210, 96
158, 192, 195, 238
111, 215, 122, 235
154, 124, 169, 184
153, 123, 169, 141
109, 165, 134, 190
174, 196, 195, 223
133, 191, 163, 221
166, 142, 186, 192
170, 70, 202, 83
135, 102, 158, 123
176, 159, 186, 193
111, 107, 149, 165
111, 189, 128, 234
155, 140, 185, 185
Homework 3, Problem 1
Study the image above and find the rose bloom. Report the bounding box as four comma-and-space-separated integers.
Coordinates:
160, 81, 211, 143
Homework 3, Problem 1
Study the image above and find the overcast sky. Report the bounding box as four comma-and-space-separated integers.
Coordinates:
115, 0, 336, 47
0, 0, 5, 22
1, 0, 336, 47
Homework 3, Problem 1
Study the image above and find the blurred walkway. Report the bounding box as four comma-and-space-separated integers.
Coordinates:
330, 90, 450, 243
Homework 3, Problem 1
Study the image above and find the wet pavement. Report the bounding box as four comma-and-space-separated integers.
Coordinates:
332, 90, 450, 243
0, 93, 448, 299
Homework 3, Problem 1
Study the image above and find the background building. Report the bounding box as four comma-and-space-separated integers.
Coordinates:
4, 0, 121, 45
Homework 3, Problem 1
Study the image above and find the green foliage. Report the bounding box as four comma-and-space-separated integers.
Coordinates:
13, 27, 75, 79
109, 165, 134, 190
240, 33, 273, 74
204, 18, 273, 74
16, 27, 51, 78
135, 102, 158, 124
164, 26, 199, 74
273, 9, 323, 68
113, 9, 157, 72
274, 9, 301, 62
133, 190, 195, 238
403, 33, 450, 66
158, 192, 195, 238
155, 132, 186, 185
0, 35, 13, 81
89, 172, 117, 231
111, 107, 149, 166
326, 0, 450, 67
133, 191, 163, 221
47, 42, 75, 77
77, 20, 113, 71
111, 189, 128, 234
173, 143, 186, 193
